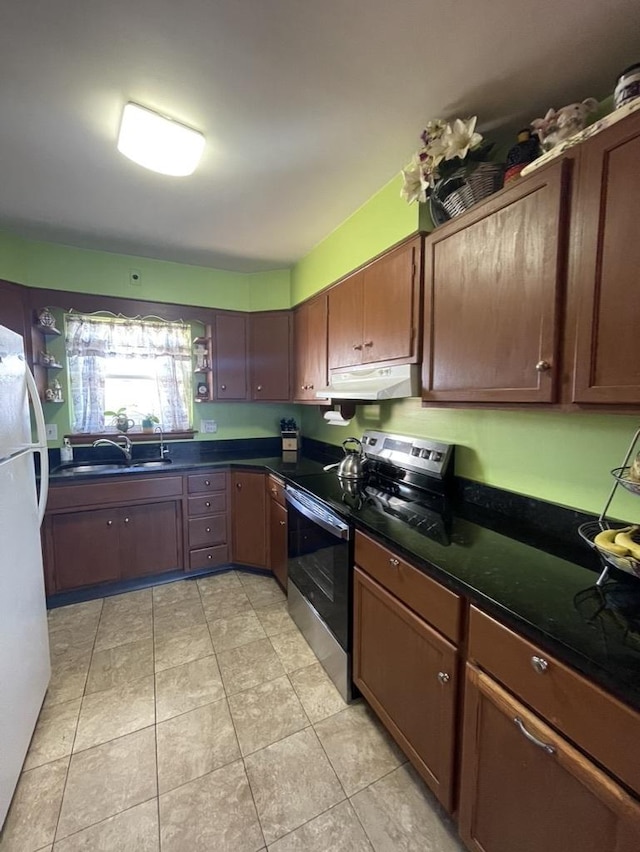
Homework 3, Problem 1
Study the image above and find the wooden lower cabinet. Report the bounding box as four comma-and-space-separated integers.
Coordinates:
269, 499, 287, 589
353, 566, 458, 811
185, 470, 229, 571
459, 665, 640, 852
231, 470, 267, 568
48, 500, 181, 591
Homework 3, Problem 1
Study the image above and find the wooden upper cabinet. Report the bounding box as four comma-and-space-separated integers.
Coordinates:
422, 160, 569, 403
294, 294, 328, 400
249, 311, 291, 401
571, 111, 640, 404
214, 312, 248, 400
328, 236, 422, 371
231, 470, 267, 568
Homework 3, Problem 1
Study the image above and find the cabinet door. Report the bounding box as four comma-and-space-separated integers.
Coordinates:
294, 295, 327, 401
353, 566, 458, 811
328, 271, 364, 369
231, 471, 267, 568
214, 313, 248, 400
50, 509, 121, 591
572, 111, 640, 403
422, 160, 568, 403
120, 501, 181, 578
269, 499, 288, 589
362, 238, 421, 365
459, 665, 640, 852
249, 312, 291, 401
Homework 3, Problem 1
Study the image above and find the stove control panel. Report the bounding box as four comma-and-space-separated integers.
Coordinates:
361, 430, 453, 479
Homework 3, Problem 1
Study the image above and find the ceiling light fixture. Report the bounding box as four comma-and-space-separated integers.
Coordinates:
117, 103, 205, 177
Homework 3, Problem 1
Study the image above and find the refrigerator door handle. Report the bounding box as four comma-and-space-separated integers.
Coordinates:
24, 365, 49, 526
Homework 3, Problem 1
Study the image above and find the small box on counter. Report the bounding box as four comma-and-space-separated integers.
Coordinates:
280, 418, 299, 452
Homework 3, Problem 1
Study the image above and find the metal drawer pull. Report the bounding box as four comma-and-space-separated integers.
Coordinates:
207, 554, 213, 560
389, 558, 400, 567
364, 340, 373, 347
205, 501, 211, 508
106, 520, 113, 526
271, 487, 278, 495
124, 517, 129, 524
204, 479, 210, 486
220, 384, 226, 390
205, 527, 211, 533
531, 655, 548, 674
279, 520, 286, 526
257, 385, 263, 391
514, 717, 555, 754
535, 360, 551, 373
352, 343, 362, 351
437, 671, 450, 684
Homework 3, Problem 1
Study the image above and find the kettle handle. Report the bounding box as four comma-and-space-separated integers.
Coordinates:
342, 437, 363, 454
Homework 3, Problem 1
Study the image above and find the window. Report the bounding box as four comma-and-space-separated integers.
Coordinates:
65, 313, 192, 433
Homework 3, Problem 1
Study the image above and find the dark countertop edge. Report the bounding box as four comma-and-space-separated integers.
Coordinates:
45, 454, 640, 713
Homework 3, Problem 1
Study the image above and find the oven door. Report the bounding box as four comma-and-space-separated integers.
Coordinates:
285, 485, 351, 650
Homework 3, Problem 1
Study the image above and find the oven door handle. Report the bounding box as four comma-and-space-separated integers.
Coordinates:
286, 490, 350, 541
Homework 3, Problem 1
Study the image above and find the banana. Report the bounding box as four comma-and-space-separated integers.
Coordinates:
614, 527, 640, 560
594, 527, 632, 557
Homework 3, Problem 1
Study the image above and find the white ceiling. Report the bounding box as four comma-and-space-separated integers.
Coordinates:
0, 1, 637, 272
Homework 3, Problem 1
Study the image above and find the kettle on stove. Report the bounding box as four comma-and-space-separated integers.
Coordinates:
323, 437, 368, 480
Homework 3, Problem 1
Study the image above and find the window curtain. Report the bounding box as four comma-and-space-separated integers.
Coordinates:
65, 314, 192, 432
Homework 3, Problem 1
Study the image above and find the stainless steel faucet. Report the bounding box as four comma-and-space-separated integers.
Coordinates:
93, 434, 133, 463
154, 425, 169, 459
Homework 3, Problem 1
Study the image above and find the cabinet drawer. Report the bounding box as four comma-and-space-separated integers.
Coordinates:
189, 544, 229, 571
188, 494, 226, 517
266, 475, 286, 507
188, 515, 227, 549
354, 531, 461, 643
468, 606, 640, 796
187, 472, 226, 494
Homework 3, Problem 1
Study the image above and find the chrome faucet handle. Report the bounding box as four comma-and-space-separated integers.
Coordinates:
154, 425, 169, 459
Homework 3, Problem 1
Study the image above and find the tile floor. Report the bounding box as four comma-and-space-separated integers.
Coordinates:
0, 570, 465, 851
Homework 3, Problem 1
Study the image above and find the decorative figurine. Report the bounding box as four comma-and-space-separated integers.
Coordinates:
531, 98, 598, 152
503, 129, 540, 185
44, 388, 55, 402
52, 379, 63, 402
194, 343, 208, 371
37, 308, 58, 331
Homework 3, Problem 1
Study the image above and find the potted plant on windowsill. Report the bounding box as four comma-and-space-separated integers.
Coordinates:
105, 407, 135, 433
141, 413, 160, 433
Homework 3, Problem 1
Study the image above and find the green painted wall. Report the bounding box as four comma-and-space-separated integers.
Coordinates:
0, 232, 290, 312
290, 175, 418, 304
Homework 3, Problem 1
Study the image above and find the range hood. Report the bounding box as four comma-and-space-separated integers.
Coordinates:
315, 363, 420, 401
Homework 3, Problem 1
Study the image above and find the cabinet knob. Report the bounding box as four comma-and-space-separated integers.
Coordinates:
363, 340, 373, 347
389, 558, 400, 567
106, 520, 113, 526
204, 479, 210, 486
236, 482, 242, 489
437, 671, 450, 684
220, 384, 227, 391
352, 344, 362, 351
531, 655, 548, 674
205, 527, 211, 533
205, 501, 211, 508
301, 385, 307, 391
271, 487, 278, 495
535, 360, 551, 373
514, 717, 555, 754
207, 554, 213, 560
279, 520, 286, 526
257, 385, 263, 391
124, 517, 129, 524
308, 384, 314, 390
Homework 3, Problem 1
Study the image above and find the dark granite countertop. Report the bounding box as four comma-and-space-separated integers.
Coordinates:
46, 445, 640, 713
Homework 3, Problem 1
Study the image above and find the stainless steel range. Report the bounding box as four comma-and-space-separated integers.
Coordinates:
285, 430, 455, 703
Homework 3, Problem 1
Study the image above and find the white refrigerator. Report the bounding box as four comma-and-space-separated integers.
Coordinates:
0, 324, 50, 828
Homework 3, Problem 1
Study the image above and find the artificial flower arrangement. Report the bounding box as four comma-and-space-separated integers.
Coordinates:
401, 116, 490, 204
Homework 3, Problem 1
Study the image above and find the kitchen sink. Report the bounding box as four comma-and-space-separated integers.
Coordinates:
53, 459, 172, 475
130, 459, 173, 469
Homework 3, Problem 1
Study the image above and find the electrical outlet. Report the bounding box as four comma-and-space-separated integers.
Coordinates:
129, 269, 142, 286
200, 419, 217, 434
45, 424, 58, 441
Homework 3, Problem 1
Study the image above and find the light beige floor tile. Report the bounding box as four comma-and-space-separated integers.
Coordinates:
23, 698, 81, 770
314, 703, 404, 797
254, 601, 296, 637
48, 599, 103, 636
85, 638, 154, 695
269, 630, 316, 673
208, 610, 267, 653
228, 676, 308, 755
157, 698, 239, 793
153, 578, 201, 607
244, 583, 286, 609
288, 662, 348, 723
236, 572, 276, 589
196, 570, 241, 597
0, 757, 68, 852
73, 675, 155, 752
94, 611, 153, 653
202, 586, 253, 621
159, 760, 263, 852
350, 763, 465, 852
101, 589, 153, 618
56, 727, 157, 840
52, 799, 159, 852
217, 638, 285, 696
152, 597, 206, 635
155, 655, 224, 722
268, 800, 373, 852
244, 728, 344, 845
154, 622, 213, 672
44, 646, 92, 708
48, 626, 95, 658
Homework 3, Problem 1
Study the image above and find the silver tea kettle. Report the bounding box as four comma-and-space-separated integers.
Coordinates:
323, 437, 367, 480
